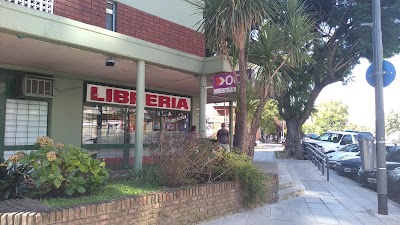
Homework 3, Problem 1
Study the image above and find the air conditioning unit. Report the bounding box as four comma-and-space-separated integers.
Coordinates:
17, 75, 54, 98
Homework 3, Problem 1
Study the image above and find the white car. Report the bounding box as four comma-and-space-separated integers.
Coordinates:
326, 144, 359, 168
304, 131, 359, 154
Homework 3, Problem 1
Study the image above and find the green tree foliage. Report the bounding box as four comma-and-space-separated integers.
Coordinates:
192, 0, 316, 157
386, 109, 400, 136
302, 103, 370, 135
345, 123, 371, 133
302, 122, 316, 134
278, 0, 400, 159
311, 101, 349, 134
260, 100, 280, 134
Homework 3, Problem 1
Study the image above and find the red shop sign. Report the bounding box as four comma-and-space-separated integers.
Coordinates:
86, 84, 191, 111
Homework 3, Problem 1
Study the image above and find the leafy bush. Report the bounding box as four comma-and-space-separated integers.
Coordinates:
213, 152, 267, 206
127, 164, 160, 185
21, 136, 109, 197
147, 132, 223, 187
147, 132, 268, 206
0, 152, 35, 200
145, 132, 267, 206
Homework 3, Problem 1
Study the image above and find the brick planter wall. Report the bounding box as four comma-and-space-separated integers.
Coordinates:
0, 175, 278, 225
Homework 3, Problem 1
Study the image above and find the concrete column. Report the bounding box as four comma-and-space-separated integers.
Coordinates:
229, 101, 234, 148
134, 60, 145, 170
199, 74, 207, 138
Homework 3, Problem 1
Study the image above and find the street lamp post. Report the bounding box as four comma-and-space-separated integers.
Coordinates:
372, 0, 388, 215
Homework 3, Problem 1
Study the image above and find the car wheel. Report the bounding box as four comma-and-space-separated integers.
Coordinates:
356, 175, 365, 185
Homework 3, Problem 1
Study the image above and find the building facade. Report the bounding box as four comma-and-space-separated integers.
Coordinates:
0, 0, 231, 168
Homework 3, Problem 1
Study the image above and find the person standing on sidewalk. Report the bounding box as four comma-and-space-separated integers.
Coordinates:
217, 123, 230, 152
189, 125, 198, 138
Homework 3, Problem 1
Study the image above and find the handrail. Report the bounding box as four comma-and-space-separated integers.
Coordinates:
303, 143, 330, 181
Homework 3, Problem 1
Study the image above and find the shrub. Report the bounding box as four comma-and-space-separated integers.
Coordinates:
0, 153, 35, 200
127, 164, 160, 185
147, 132, 223, 187
21, 136, 109, 197
213, 152, 267, 207
147, 132, 268, 206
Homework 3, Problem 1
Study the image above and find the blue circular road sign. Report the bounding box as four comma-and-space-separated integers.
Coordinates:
366, 60, 396, 87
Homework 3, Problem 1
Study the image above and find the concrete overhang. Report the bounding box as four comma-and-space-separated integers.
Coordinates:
0, 2, 232, 102
0, 2, 233, 75
203, 55, 233, 75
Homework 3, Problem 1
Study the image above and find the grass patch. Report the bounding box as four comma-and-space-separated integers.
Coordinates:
40, 180, 163, 207
274, 150, 288, 159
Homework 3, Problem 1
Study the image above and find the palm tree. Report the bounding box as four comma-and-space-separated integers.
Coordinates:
193, 0, 316, 157
245, 0, 317, 157
192, 0, 275, 153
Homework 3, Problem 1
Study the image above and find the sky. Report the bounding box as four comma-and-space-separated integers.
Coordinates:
316, 54, 400, 129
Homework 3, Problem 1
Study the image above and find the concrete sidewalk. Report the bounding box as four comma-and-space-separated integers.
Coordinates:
200, 150, 400, 225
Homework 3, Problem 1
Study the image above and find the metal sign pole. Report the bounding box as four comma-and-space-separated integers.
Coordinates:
372, 0, 388, 215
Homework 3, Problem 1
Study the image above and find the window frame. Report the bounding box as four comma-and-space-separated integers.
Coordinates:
106, 1, 116, 32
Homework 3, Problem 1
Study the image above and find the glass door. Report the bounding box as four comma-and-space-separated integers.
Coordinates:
82, 105, 128, 168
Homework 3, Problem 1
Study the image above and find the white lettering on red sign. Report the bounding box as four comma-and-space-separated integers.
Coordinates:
86, 84, 191, 111
217, 75, 236, 86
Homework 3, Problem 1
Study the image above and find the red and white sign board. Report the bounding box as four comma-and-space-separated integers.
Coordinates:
213, 71, 240, 95
213, 70, 254, 95
86, 84, 191, 111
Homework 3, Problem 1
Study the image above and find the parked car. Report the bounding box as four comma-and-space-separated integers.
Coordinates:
335, 156, 361, 179
358, 146, 400, 192
387, 167, 400, 193
302, 131, 359, 154
327, 144, 359, 168
303, 133, 319, 141
336, 145, 396, 179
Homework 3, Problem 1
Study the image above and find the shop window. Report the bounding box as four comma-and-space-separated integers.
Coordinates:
82, 104, 191, 168
82, 105, 125, 145
4, 99, 48, 146
82, 106, 191, 145
161, 111, 189, 132
106, 1, 116, 31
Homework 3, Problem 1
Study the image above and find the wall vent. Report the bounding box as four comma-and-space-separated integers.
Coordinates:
18, 75, 54, 98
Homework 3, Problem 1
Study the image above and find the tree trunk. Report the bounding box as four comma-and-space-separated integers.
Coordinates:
285, 119, 303, 159
282, 83, 326, 159
233, 47, 249, 154
234, 108, 243, 147
247, 95, 269, 158
247, 120, 259, 159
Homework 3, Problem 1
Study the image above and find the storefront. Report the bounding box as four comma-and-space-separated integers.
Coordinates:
0, 72, 193, 169
81, 83, 192, 168
0, 71, 52, 162
0, 1, 232, 169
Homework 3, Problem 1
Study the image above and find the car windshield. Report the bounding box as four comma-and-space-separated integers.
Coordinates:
386, 145, 396, 153
387, 147, 400, 161
338, 144, 358, 152
318, 133, 343, 143
306, 133, 319, 139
